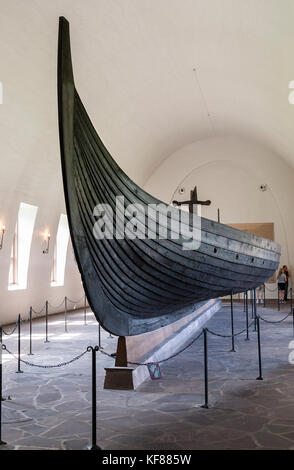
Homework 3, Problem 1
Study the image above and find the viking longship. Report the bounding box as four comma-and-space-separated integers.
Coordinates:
57, 17, 280, 336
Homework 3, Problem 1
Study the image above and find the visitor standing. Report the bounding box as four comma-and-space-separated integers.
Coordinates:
277, 267, 286, 303
283, 265, 290, 301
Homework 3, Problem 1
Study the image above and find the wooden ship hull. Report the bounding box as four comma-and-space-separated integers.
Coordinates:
57, 17, 280, 336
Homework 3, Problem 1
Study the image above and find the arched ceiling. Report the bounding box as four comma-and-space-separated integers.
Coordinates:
1, 0, 294, 189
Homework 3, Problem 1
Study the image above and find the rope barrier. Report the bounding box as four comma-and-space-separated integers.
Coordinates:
2, 344, 89, 369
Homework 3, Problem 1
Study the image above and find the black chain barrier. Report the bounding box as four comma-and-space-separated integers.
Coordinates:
100, 329, 205, 367
2, 344, 88, 369
48, 299, 65, 310
2, 322, 18, 337
264, 284, 278, 292
206, 320, 255, 339
32, 306, 46, 315
0, 342, 100, 450
67, 296, 84, 305
258, 312, 291, 324
1, 292, 287, 448
2, 295, 89, 353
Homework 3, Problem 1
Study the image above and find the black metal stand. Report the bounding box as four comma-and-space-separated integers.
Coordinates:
28, 307, 33, 355
263, 284, 266, 308
230, 293, 235, 352
201, 329, 209, 409
98, 323, 103, 350
278, 294, 280, 312
87, 346, 101, 450
256, 316, 263, 380
253, 289, 257, 332
45, 301, 49, 343
84, 295, 87, 326
0, 327, 6, 445
16, 315, 23, 374
251, 290, 254, 319
245, 291, 249, 341
64, 297, 68, 333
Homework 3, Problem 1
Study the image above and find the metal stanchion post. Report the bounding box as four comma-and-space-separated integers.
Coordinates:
230, 293, 235, 352
278, 291, 280, 312
263, 284, 266, 308
256, 316, 263, 381
84, 295, 87, 326
45, 301, 49, 343
290, 288, 293, 315
251, 290, 254, 319
16, 315, 23, 373
98, 323, 103, 349
28, 307, 33, 355
292, 308, 294, 339
64, 296, 68, 333
253, 289, 257, 332
0, 327, 6, 445
87, 346, 101, 450
243, 291, 245, 312
201, 329, 209, 409
245, 291, 249, 341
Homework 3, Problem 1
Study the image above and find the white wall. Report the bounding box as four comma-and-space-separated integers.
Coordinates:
144, 136, 294, 298
0, 188, 83, 325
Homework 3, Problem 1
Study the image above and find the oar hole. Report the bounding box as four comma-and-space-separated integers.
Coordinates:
214, 247, 217, 253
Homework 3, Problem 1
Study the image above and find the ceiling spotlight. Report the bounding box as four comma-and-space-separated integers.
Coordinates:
178, 187, 185, 195
259, 184, 267, 192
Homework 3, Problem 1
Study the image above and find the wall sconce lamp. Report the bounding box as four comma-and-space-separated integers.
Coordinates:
0, 225, 5, 250
43, 232, 50, 254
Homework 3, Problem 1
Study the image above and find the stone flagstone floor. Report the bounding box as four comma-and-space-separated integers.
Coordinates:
1, 300, 294, 450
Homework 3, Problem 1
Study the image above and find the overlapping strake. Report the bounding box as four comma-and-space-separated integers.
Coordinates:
57, 17, 280, 336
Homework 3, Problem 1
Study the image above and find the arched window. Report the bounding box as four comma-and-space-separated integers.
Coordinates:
51, 214, 70, 286
8, 202, 38, 290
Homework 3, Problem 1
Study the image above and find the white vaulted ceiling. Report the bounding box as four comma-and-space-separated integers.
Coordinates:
0, 0, 294, 191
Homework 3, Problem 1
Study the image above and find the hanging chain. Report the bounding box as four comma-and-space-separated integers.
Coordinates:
48, 299, 66, 310
2, 322, 18, 336
2, 344, 89, 369
258, 312, 291, 324
100, 330, 204, 366
206, 320, 255, 338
